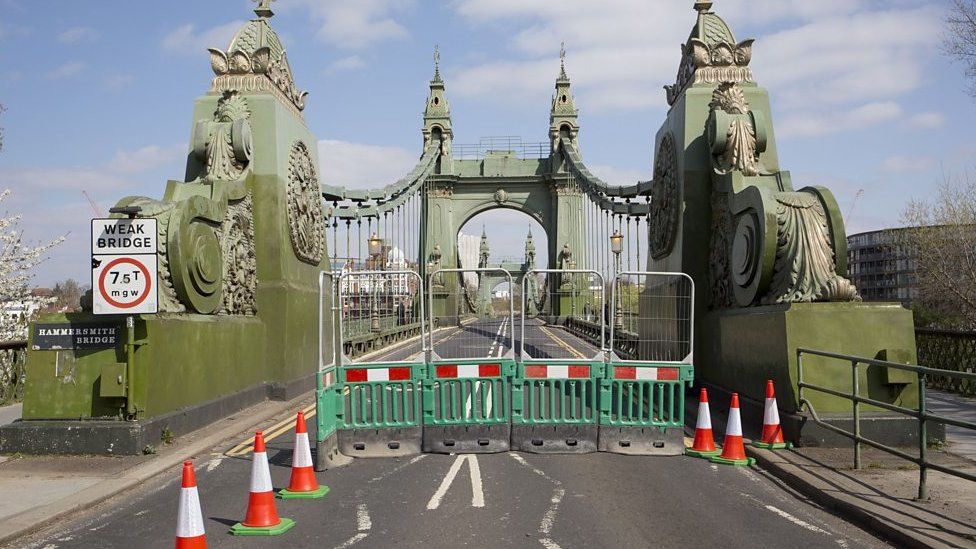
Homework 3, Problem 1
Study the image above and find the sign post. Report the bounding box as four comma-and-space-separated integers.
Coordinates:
91, 209, 157, 417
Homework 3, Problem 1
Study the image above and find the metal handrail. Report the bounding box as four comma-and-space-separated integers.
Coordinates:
797, 347, 976, 500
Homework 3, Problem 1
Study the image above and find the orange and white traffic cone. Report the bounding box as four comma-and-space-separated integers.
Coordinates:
753, 380, 792, 450
229, 432, 296, 536
711, 393, 756, 467
175, 460, 206, 549
685, 388, 721, 459
278, 411, 329, 499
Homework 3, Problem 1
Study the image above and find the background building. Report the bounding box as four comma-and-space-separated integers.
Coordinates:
847, 228, 917, 305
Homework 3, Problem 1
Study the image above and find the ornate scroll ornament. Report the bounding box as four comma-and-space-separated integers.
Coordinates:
665, 13, 754, 106
208, 21, 308, 119
219, 193, 257, 315
708, 82, 760, 176
192, 90, 253, 183
762, 193, 860, 305
429, 184, 454, 198
708, 191, 734, 309
649, 134, 680, 260
286, 141, 326, 265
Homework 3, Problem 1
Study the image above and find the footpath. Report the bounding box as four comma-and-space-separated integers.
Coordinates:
693, 389, 976, 549
0, 395, 311, 547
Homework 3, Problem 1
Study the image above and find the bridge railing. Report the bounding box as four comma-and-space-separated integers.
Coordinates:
797, 348, 976, 500
0, 339, 27, 406
915, 328, 976, 397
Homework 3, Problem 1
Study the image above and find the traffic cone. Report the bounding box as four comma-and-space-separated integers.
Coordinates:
753, 379, 792, 450
685, 388, 721, 459
278, 411, 329, 499
710, 393, 756, 467
175, 460, 206, 549
229, 432, 296, 536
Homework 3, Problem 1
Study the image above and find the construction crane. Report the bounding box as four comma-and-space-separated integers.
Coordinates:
845, 189, 864, 228
82, 190, 104, 217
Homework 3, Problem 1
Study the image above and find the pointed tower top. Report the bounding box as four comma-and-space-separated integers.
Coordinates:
253, 0, 275, 19
559, 42, 568, 80
433, 45, 442, 83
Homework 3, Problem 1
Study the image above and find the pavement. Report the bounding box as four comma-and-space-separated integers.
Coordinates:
0, 403, 21, 427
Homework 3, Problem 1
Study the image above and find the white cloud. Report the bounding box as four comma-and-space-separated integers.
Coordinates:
107, 144, 185, 174
162, 21, 245, 56
906, 111, 946, 130
777, 101, 904, 139
290, 0, 413, 50
327, 55, 367, 73
317, 139, 418, 189
448, 0, 943, 135
58, 26, 99, 44
881, 155, 937, 174
45, 61, 86, 79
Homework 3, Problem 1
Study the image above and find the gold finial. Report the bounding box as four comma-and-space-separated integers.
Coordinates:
253, 0, 275, 19
694, 0, 714, 13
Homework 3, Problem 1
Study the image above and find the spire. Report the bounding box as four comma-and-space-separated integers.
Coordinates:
433, 45, 442, 83
550, 43, 579, 150
559, 42, 568, 81
253, 0, 275, 19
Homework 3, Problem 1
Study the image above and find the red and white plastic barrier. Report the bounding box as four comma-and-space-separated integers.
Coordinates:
613, 366, 679, 381
344, 367, 412, 382
435, 364, 501, 379
524, 364, 590, 379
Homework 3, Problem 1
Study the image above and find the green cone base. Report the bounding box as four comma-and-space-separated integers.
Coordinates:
278, 485, 330, 499
229, 517, 296, 536
710, 455, 756, 467
752, 441, 793, 450
684, 447, 721, 459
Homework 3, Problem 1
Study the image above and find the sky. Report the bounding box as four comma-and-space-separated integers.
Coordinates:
0, 0, 973, 286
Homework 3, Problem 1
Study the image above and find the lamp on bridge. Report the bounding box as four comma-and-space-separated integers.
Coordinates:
368, 233, 383, 332
610, 230, 624, 330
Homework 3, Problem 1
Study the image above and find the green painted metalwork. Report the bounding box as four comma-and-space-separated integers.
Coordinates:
338, 363, 424, 430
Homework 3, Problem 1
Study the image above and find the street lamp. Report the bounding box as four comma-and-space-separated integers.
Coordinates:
368, 233, 383, 332
610, 230, 624, 330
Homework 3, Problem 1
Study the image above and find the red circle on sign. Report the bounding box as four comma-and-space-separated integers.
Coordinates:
98, 257, 152, 309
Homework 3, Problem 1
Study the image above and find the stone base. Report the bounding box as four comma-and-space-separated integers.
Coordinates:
0, 373, 315, 455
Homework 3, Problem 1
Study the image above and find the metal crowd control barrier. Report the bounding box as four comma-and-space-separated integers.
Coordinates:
424, 268, 516, 453
513, 269, 605, 453
603, 272, 695, 455
331, 270, 427, 459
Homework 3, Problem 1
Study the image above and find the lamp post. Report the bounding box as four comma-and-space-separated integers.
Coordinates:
610, 230, 624, 330
368, 233, 383, 332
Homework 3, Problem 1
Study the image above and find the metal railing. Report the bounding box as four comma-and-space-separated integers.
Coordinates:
0, 339, 28, 406
797, 348, 976, 500
916, 328, 976, 396
452, 137, 550, 160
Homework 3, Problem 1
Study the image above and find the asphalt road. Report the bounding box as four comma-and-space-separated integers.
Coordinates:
17, 414, 886, 549
13, 320, 887, 548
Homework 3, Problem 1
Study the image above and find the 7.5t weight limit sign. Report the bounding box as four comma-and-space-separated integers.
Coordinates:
91, 218, 158, 315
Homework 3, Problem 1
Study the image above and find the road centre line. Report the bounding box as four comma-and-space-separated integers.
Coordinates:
426, 455, 485, 510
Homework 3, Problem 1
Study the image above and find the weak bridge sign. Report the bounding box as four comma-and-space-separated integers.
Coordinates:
90, 218, 158, 315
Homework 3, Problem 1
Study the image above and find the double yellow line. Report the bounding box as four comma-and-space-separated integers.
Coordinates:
225, 403, 317, 457
539, 326, 587, 359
